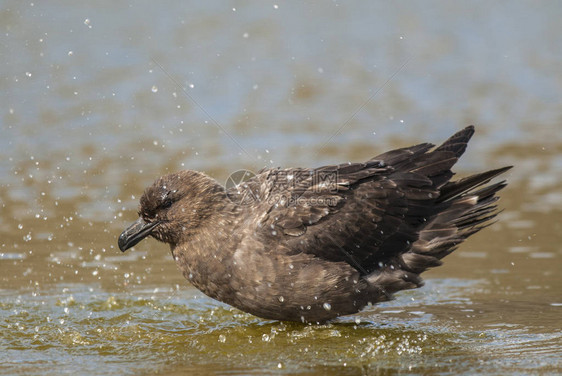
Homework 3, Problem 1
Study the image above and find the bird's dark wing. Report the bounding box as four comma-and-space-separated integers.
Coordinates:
230, 159, 434, 275
233, 126, 509, 277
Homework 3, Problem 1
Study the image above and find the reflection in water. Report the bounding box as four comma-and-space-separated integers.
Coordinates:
1, 1, 562, 375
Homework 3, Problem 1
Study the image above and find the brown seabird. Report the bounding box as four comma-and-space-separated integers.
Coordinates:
118, 126, 511, 323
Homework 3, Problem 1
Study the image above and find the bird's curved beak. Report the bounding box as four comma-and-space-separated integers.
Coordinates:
118, 217, 159, 252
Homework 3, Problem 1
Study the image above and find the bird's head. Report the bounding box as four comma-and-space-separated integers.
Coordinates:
118, 170, 225, 252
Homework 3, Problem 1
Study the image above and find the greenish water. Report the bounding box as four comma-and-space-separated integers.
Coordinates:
1, 1, 561, 375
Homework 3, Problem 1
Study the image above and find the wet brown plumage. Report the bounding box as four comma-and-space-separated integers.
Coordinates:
118, 126, 511, 323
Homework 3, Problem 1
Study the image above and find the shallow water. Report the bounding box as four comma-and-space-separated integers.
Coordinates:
1, 1, 561, 375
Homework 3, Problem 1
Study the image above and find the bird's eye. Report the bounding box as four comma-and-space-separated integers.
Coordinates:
161, 199, 173, 209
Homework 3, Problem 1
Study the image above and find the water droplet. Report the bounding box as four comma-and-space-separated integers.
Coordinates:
278, 296, 284, 303
323, 302, 332, 311
218, 334, 226, 343
151, 85, 158, 93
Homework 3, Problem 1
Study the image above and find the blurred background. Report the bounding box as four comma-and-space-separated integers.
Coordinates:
1, 1, 561, 375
